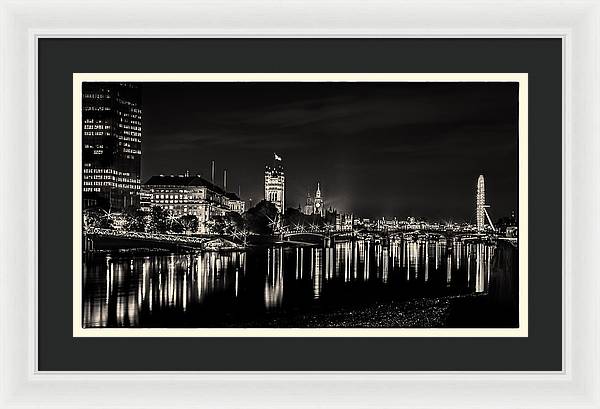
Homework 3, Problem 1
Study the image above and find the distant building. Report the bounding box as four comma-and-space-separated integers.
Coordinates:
264, 154, 285, 214
225, 192, 246, 214
143, 174, 245, 233
303, 192, 314, 215
82, 83, 142, 210
302, 183, 326, 216
335, 213, 354, 231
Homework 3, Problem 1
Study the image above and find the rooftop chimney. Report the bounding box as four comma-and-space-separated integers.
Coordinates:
223, 169, 228, 191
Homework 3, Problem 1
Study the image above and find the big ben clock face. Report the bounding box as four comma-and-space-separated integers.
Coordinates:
315, 202, 321, 208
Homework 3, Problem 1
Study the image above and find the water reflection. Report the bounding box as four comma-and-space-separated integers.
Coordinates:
265, 247, 283, 309
313, 248, 323, 299
83, 237, 495, 328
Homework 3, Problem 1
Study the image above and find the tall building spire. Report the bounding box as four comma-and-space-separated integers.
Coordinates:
314, 182, 324, 216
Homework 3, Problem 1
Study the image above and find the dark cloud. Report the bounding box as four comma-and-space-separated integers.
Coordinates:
140, 82, 518, 222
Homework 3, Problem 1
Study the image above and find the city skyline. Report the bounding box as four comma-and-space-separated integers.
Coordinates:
140, 81, 518, 221
80, 78, 520, 331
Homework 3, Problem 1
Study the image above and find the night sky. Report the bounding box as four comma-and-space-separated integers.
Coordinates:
140, 82, 518, 222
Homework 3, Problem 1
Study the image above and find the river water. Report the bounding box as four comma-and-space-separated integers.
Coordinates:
82, 237, 503, 328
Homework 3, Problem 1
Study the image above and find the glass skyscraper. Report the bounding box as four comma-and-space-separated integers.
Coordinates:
82, 83, 142, 210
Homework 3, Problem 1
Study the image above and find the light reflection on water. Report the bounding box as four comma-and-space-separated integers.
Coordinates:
83, 238, 494, 328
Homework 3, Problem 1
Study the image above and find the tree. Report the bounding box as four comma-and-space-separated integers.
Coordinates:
496, 213, 517, 233
243, 200, 278, 235
148, 206, 169, 233
169, 220, 184, 234
83, 208, 113, 229
283, 207, 303, 227
122, 206, 148, 232
179, 214, 199, 234
282, 207, 327, 230
209, 212, 244, 235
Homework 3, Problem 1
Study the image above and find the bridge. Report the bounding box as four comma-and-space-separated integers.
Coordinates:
83, 227, 241, 251
275, 223, 475, 239
278, 228, 354, 240
84, 222, 504, 252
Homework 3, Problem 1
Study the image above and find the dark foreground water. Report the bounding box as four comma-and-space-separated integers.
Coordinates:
82, 237, 517, 328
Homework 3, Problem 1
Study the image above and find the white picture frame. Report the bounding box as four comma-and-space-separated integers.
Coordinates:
0, 0, 595, 407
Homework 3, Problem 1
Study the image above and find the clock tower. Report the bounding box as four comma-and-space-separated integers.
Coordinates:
313, 182, 324, 216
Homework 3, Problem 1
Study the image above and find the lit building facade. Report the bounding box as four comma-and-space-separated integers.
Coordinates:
143, 175, 245, 233
303, 192, 314, 215
476, 174, 486, 231
140, 189, 152, 213
225, 192, 246, 214
335, 213, 354, 231
82, 82, 142, 210
264, 155, 285, 214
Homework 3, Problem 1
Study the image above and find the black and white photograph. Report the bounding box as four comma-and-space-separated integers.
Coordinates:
77, 75, 524, 332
